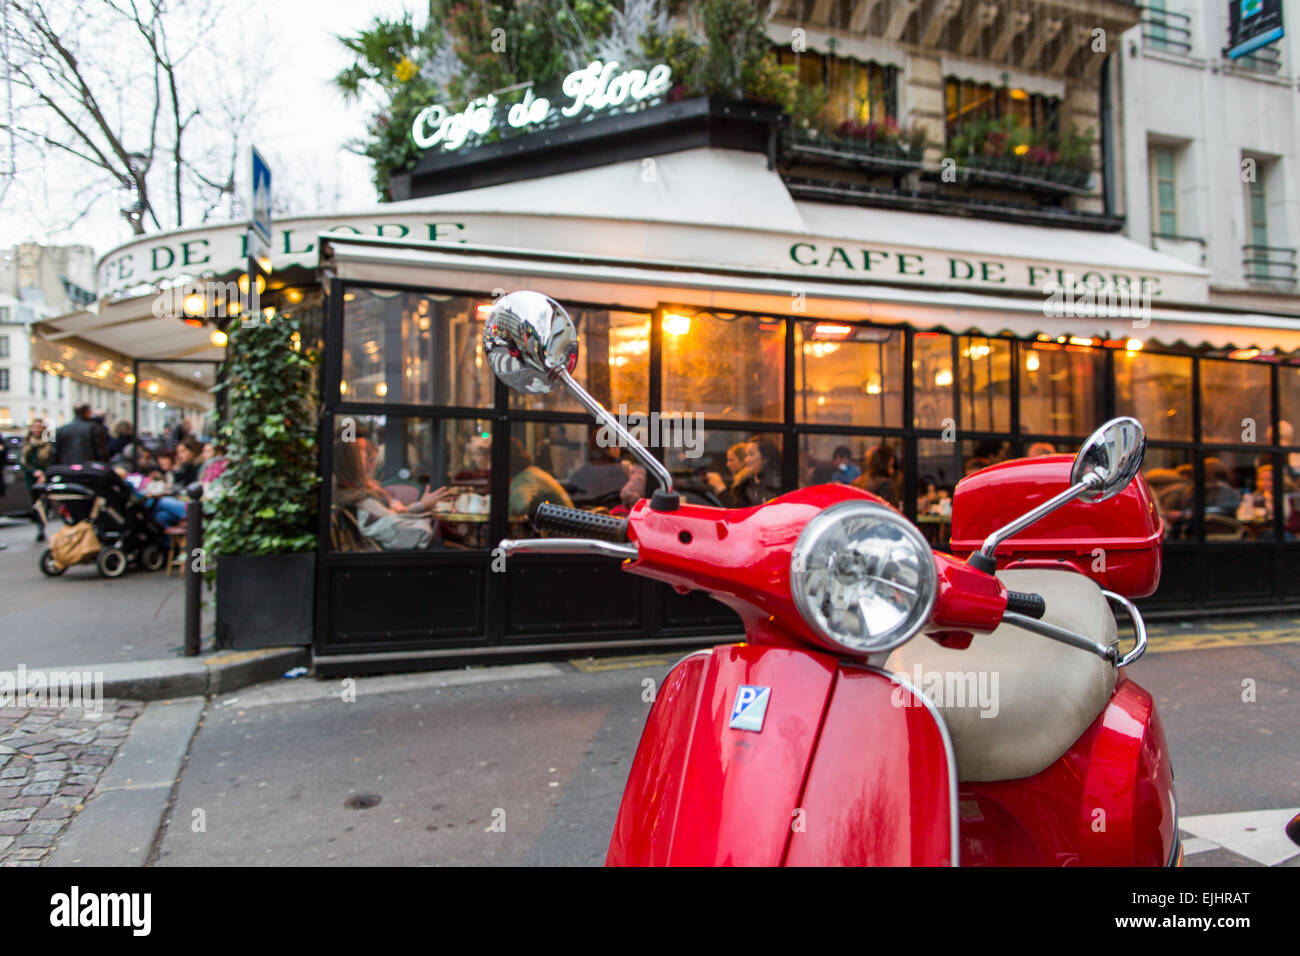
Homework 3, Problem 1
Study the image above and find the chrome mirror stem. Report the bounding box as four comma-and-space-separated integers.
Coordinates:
558, 368, 674, 496
978, 471, 1104, 562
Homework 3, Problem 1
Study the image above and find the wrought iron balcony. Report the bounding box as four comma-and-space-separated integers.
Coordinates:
1140, 5, 1192, 54
1242, 245, 1297, 284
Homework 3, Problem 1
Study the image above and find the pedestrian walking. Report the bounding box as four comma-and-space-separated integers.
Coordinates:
20, 420, 53, 542
54, 404, 110, 465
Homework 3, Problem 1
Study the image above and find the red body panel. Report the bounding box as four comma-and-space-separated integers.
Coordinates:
606, 645, 955, 866
950, 455, 1164, 597
959, 675, 1176, 866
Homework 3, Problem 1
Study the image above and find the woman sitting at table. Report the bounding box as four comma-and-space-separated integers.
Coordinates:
333, 438, 453, 550
112, 465, 187, 527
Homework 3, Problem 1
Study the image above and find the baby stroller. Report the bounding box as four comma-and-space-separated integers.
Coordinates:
33, 462, 171, 578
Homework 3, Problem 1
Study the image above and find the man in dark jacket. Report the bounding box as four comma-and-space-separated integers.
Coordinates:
54, 404, 110, 465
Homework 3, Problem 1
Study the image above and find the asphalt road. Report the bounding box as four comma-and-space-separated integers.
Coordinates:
151, 636, 1300, 866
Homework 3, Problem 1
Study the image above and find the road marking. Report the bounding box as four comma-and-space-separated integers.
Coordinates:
570, 655, 677, 673
1179, 837, 1218, 856
1179, 808, 1300, 867
1145, 628, 1300, 654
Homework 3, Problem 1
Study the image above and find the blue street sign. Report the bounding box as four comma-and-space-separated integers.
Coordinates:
250, 147, 272, 244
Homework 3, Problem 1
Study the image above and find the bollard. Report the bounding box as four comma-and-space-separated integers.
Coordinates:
184, 481, 205, 656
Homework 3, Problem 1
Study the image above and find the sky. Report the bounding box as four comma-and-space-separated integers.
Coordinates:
0, 0, 424, 265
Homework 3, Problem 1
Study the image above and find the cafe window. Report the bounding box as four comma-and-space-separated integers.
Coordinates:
913, 332, 953, 429
1202, 450, 1269, 540
1200, 358, 1270, 445
796, 433, 903, 509
1114, 350, 1192, 442
774, 50, 897, 125
916, 438, 961, 548
1280, 365, 1300, 446
1142, 447, 1194, 541
1019, 343, 1105, 437
666, 428, 784, 509
959, 336, 1011, 433
661, 310, 784, 422
944, 78, 1059, 142
329, 414, 491, 552
341, 290, 493, 407
794, 322, 902, 427
510, 308, 650, 413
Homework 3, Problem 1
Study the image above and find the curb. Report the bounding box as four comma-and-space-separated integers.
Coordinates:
92, 647, 311, 701
46, 698, 205, 867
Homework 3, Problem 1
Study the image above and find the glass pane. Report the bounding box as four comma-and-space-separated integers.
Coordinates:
959, 336, 1012, 433
916, 438, 960, 548
1202, 451, 1270, 541
796, 433, 903, 508
1159, 212, 1178, 235
1200, 359, 1271, 444
330, 414, 492, 552
509, 308, 650, 412
341, 290, 493, 407
1114, 350, 1192, 441
665, 429, 784, 508
1157, 180, 1176, 213
913, 332, 953, 429
1019, 343, 1105, 437
794, 323, 903, 427
1155, 147, 1174, 178
1279, 365, 1300, 447
661, 311, 784, 421
962, 438, 1013, 478
1142, 448, 1193, 541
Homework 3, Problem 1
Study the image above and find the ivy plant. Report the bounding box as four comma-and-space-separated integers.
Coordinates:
206, 316, 320, 559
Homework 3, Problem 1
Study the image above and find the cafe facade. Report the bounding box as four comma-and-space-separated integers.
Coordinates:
84, 96, 1300, 669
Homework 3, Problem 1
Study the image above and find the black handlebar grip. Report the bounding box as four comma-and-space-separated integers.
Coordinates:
533, 503, 629, 543
1005, 590, 1047, 619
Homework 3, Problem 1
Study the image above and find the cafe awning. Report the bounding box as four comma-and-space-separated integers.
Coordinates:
321, 234, 1300, 356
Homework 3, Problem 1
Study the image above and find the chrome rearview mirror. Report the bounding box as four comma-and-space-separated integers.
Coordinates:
483, 290, 679, 509
971, 417, 1146, 572
482, 290, 578, 394
1071, 416, 1146, 503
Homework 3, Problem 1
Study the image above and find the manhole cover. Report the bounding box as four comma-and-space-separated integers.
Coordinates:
344, 794, 382, 810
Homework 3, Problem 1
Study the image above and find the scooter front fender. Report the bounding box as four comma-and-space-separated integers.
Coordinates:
606, 644, 959, 866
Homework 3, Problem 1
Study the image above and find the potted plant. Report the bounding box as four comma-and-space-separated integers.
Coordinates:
207, 315, 320, 648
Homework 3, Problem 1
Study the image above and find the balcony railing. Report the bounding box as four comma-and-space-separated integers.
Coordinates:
1232, 43, 1283, 73
1141, 5, 1192, 54
1242, 245, 1297, 283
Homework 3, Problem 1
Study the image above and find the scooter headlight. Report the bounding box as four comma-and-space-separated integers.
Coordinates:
790, 500, 937, 654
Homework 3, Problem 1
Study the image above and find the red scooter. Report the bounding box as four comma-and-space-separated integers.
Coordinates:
485, 291, 1178, 867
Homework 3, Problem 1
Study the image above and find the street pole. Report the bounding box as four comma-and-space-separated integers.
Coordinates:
183, 481, 204, 656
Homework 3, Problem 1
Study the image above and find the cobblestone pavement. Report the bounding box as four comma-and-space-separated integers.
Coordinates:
0, 701, 142, 866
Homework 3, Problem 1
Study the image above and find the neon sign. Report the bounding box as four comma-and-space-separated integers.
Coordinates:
412, 60, 673, 152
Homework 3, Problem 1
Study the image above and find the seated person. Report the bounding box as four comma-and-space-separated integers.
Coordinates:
508, 437, 573, 523
113, 466, 187, 527
334, 438, 452, 550
567, 436, 629, 505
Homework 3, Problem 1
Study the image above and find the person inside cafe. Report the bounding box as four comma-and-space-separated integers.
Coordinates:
704, 442, 751, 503
1027, 442, 1057, 458
830, 445, 861, 484
508, 436, 573, 524
333, 436, 453, 550
567, 430, 629, 506
855, 445, 897, 505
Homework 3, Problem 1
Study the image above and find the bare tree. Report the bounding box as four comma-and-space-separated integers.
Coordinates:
0, 0, 255, 235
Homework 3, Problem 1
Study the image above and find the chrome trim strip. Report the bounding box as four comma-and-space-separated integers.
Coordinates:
497, 538, 638, 560
1102, 590, 1149, 667
1002, 610, 1118, 664
860, 663, 961, 867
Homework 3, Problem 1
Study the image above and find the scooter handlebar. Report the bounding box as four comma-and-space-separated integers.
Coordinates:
533, 503, 629, 543
1004, 590, 1046, 619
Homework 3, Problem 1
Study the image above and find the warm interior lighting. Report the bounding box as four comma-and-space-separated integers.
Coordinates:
865, 376, 882, 395
1014, 144, 1029, 156
340, 380, 348, 394
663, 313, 692, 336
182, 293, 206, 317
1036, 333, 1052, 341
285, 288, 304, 304
210, 330, 228, 347
964, 343, 992, 359
1068, 336, 1094, 347
237, 273, 267, 296
257, 255, 273, 274
1229, 348, 1261, 360
1025, 352, 1040, 372
813, 324, 853, 339
146, 382, 159, 395
802, 342, 840, 358
816, 395, 826, 406
476, 304, 495, 320
262, 307, 276, 321
376, 382, 388, 397
1009, 88, 1029, 101
935, 369, 953, 387
124, 374, 135, 385
1126, 338, 1143, 352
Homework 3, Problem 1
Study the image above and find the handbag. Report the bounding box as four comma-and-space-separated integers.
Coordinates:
355, 504, 433, 550
49, 520, 101, 569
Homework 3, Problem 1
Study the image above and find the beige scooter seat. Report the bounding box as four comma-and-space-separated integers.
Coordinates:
885, 569, 1118, 782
